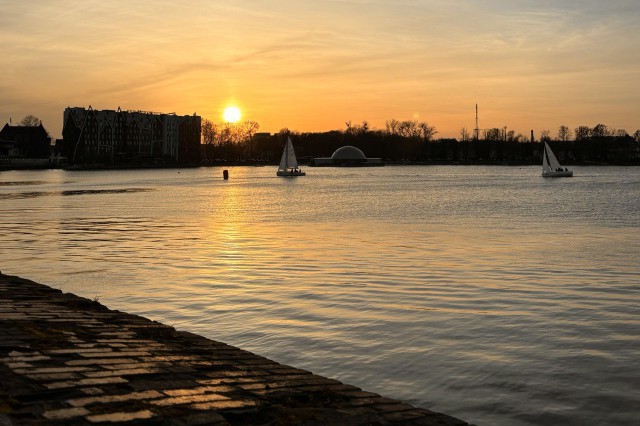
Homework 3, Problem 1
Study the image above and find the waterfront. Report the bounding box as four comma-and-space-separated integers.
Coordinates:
1, 166, 639, 425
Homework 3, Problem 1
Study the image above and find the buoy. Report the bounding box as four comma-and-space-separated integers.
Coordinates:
223, 169, 229, 180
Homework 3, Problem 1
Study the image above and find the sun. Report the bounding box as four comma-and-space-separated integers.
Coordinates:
223, 106, 241, 123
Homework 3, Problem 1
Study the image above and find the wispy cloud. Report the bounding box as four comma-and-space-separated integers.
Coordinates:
1, 0, 638, 136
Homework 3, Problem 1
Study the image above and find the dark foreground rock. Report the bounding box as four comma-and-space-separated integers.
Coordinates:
0, 272, 470, 425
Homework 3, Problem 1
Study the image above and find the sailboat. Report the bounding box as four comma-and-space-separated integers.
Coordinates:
542, 142, 573, 177
277, 137, 305, 176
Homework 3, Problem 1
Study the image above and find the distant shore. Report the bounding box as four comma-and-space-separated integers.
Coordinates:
1, 159, 638, 172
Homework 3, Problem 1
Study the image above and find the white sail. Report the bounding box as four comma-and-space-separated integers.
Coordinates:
278, 137, 298, 171
278, 141, 288, 172
277, 137, 305, 176
543, 142, 562, 173
542, 142, 572, 177
285, 137, 298, 169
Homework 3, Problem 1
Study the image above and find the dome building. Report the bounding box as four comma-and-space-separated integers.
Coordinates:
311, 145, 384, 167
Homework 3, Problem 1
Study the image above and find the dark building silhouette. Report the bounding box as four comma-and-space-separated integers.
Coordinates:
0, 123, 51, 158
62, 106, 201, 165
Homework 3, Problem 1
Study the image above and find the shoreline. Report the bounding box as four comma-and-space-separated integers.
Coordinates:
0, 272, 471, 425
1, 160, 638, 172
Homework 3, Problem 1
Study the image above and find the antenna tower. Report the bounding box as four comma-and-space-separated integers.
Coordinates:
474, 103, 480, 141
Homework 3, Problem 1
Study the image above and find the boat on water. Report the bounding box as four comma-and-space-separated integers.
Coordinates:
277, 137, 305, 177
542, 142, 573, 177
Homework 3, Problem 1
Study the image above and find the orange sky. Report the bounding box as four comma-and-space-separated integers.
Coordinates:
1, 1, 638, 138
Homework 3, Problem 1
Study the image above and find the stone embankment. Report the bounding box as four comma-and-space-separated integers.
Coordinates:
0, 272, 470, 425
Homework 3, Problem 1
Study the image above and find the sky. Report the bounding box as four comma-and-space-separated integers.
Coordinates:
1, 0, 639, 139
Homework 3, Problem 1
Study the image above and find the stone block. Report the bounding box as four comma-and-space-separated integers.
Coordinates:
42, 407, 90, 420
45, 376, 128, 389
83, 368, 163, 378
79, 350, 151, 358
150, 393, 230, 407
190, 399, 258, 410
67, 390, 163, 407
66, 357, 135, 366
86, 409, 155, 423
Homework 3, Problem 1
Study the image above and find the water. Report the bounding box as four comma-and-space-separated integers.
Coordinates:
1, 166, 638, 425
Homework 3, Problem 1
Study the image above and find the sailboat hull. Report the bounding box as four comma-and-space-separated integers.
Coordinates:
542, 170, 573, 177
277, 170, 306, 177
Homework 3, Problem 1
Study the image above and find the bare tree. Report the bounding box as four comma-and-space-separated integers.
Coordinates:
419, 121, 437, 141
540, 130, 551, 142
484, 128, 501, 141
385, 119, 436, 140
385, 119, 400, 135
201, 119, 216, 145
557, 125, 572, 142
592, 124, 610, 138
345, 120, 368, 136
459, 127, 471, 142
20, 115, 41, 126
240, 120, 260, 141
575, 126, 591, 141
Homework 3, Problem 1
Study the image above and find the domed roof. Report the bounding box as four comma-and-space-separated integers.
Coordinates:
331, 145, 367, 160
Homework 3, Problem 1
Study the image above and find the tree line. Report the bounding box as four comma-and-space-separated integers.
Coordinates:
202, 119, 640, 165
9, 115, 640, 165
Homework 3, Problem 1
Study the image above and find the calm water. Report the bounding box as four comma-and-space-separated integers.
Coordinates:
1, 166, 638, 425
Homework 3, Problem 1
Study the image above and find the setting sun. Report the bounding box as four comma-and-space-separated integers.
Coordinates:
223, 106, 241, 123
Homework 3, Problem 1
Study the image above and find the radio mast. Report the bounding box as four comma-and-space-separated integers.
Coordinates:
474, 103, 480, 141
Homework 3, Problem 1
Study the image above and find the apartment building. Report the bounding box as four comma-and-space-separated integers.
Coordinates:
62, 106, 201, 165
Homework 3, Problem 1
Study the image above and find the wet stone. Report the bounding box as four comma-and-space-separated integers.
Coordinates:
26, 372, 83, 381
67, 390, 163, 407
162, 385, 236, 397
0, 273, 470, 426
79, 350, 151, 358
42, 406, 90, 420
85, 409, 155, 423
45, 376, 128, 389
191, 399, 258, 410
12, 366, 93, 374
151, 393, 230, 407
66, 357, 136, 366
80, 387, 105, 395
82, 368, 163, 378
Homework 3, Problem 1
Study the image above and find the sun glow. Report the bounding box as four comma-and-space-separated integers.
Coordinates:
223, 106, 241, 123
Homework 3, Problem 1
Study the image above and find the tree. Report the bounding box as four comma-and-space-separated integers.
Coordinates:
240, 120, 260, 142
201, 118, 218, 161
20, 115, 41, 126
540, 130, 551, 142
575, 126, 591, 141
484, 128, 501, 141
419, 122, 437, 141
459, 127, 471, 142
558, 125, 572, 142
201, 119, 216, 145
385, 119, 400, 135
633, 129, 640, 142
384, 119, 436, 140
591, 124, 610, 138
345, 120, 368, 136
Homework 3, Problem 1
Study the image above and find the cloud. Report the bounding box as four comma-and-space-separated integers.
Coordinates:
1, 0, 638, 137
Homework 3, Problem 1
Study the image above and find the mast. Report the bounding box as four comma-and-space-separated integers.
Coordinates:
474, 103, 480, 141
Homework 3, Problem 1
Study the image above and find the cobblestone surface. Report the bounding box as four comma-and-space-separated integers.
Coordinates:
0, 273, 471, 425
